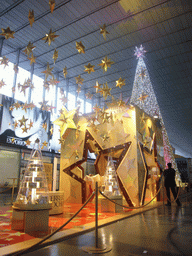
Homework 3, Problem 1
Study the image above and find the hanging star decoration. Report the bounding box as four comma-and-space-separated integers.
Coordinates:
27, 102, 36, 110
85, 92, 93, 99
50, 126, 54, 135
54, 106, 77, 137
63, 66, 67, 78
0, 56, 9, 68
13, 101, 21, 110
75, 75, 84, 85
93, 104, 101, 116
13, 64, 19, 73
28, 120, 33, 129
23, 42, 36, 57
116, 77, 125, 88
41, 141, 48, 149
94, 80, 102, 93
84, 63, 95, 74
100, 24, 109, 40
134, 45, 146, 59
42, 123, 47, 131
43, 80, 50, 91
28, 10, 35, 27
39, 100, 49, 111
98, 56, 114, 72
100, 82, 111, 100
28, 52, 36, 65
25, 139, 31, 146
41, 63, 54, 81
14, 121, 18, 129
21, 102, 29, 112
76, 41, 85, 54
118, 99, 126, 107
42, 29, 59, 46
9, 106, 14, 111
11, 138, 15, 143
49, 0, 55, 13
48, 103, 56, 113
53, 48, 58, 64
0, 27, 15, 39
76, 85, 81, 96
18, 115, 28, 127
48, 77, 60, 87
138, 92, 148, 102
60, 93, 68, 105
0, 79, 6, 89
139, 68, 146, 80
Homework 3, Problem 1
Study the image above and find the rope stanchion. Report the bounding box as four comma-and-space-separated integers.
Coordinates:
82, 181, 112, 254
14, 191, 95, 256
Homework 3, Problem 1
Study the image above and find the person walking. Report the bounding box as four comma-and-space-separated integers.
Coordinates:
164, 162, 181, 206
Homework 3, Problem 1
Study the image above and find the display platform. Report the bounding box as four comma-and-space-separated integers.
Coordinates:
0, 202, 127, 249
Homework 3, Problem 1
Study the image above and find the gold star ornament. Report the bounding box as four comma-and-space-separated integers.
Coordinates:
28, 10, 35, 27
76, 41, 85, 54
100, 24, 109, 40
23, 42, 36, 57
63, 66, 67, 78
84, 63, 95, 74
116, 77, 125, 88
41, 63, 54, 81
75, 75, 84, 85
0, 56, 9, 68
53, 48, 58, 64
49, 0, 55, 13
98, 56, 114, 72
42, 29, 59, 46
0, 27, 15, 39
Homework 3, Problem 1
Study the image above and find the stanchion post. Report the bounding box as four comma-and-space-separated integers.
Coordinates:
95, 181, 98, 248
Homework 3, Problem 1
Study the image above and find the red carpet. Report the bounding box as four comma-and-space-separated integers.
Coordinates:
0, 203, 131, 248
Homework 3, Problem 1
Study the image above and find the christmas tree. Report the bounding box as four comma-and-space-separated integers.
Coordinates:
130, 45, 181, 184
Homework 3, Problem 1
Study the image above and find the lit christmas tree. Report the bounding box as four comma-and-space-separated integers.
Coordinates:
130, 45, 181, 184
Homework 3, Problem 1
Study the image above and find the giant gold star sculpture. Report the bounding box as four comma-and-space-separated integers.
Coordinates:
54, 106, 77, 137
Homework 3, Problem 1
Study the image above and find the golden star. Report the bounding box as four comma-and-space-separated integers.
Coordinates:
98, 56, 114, 72
41, 141, 48, 149
23, 42, 36, 57
100, 82, 111, 100
100, 133, 110, 142
28, 52, 36, 65
54, 106, 77, 136
25, 139, 31, 146
0, 27, 15, 39
118, 100, 126, 107
58, 138, 65, 145
0, 79, 6, 89
27, 102, 36, 110
28, 119, 33, 129
49, 0, 55, 13
28, 10, 35, 27
13, 64, 19, 73
100, 24, 109, 40
48, 77, 60, 86
22, 125, 28, 133
53, 48, 58, 64
76, 85, 81, 96
84, 63, 95, 74
116, 77, 125, 88
11, 138, 15, 143
14, 101, 21, 110
39, 100, 49, 111
14, 121, 18, 129
93, 104, 101, 116
41, 63, 54, 81
43, 80, 50, 91
138, 93, 148, 102
94, 80, 102, 93
102, 112, 110, 124
9, 106, 14, 111
75, 75, 84, 85
60, 93, 68, 105
22, 102, 29, 112
50, 126, 54, 135
19, 115, 28, 127
76, 41, 85, 54
85, 92, 93, 99
63, 66, 67, 78
42, 123, 47, 131
42, 29, 59, 46
0, 56, 9, 68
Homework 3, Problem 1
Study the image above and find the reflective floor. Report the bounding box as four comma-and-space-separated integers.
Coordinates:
21, 198, 192, 256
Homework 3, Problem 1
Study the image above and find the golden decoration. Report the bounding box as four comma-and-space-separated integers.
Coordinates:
14, 121, 18, 129
84, 63, 95, 74
28, 10, 35, 27
48, 77, 60, 86
76, 85, 81, 96
60, 93, 68, 105
63, 66, 67, 78
13, 64, 19, 73
100, 24, 109, 40
49, 0, 55, 13
76, 41, 85, 54
93, 104, 101, 116
53, 48, 58, 64
28, 120, 33, 129
98, 56, 114, 72
43, 80, 50, 91
42, 123, 47, 131
0, 56, 9, 68
138, 93, 148, 102
50, 126, 54, 135
54, 106, 77, 136
9, 106, 14, 111
12, 87, 15, 93
102, 112, 110, 124
75, 75, 84, 85
41, 141, 48, 149
48, 104, 55, 113
11, 138, 15, 143
0, 27, 15, 39
22, 125, 28, 133
85, 92, 93, 99
23, 42, 36, 57
116, 77, 125, 88
27, 102, 36, 110
14, 101, 21, 110
100, 133, 110, 142
39, 100, 49, 111
42, 29, 59, 46
0, 79, 6, 89
41, 63, 54, 81
94, 81, 102, 93
100, 82, 111, 100
25, 139, 31, 146
28, 52, 36, 65
118, 100, 126, 107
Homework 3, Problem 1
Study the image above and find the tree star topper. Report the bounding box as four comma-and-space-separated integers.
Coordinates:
98, 56, 114, 72
134, 45, 146, 59
42, 29, 59, 46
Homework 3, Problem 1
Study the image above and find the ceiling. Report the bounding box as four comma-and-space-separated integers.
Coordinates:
0, 0, 192, 157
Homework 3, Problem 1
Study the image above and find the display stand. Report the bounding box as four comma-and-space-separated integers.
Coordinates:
101, 195, 123, 213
